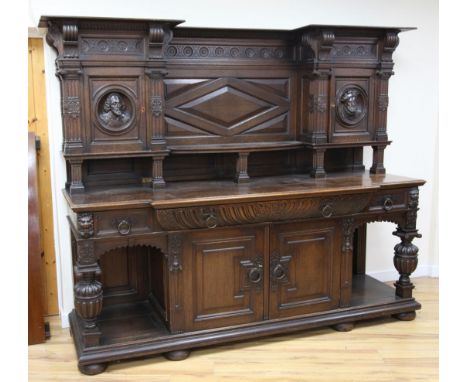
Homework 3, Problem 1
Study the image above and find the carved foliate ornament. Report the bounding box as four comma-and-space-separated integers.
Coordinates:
336, 85, 368, 127
151, 96, 163, 117
167, 234, 183, 272
309, 94, 327, 113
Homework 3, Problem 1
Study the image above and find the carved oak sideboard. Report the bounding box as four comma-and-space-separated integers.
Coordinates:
41, 16, 424, 375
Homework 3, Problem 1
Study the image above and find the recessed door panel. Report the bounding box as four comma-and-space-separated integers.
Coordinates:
183, 226, 266, 330
269, 221, 341, 319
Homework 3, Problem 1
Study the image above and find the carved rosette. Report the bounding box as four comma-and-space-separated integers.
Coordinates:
167, 234, 183, 272
74, 279, 103, 329
77, 213, 94, 238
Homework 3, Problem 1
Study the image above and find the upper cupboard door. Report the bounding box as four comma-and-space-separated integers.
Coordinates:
163, 69, 295, 147
269, 220, 341, 319
82, 67, 147, 153
182, 226, 266, 331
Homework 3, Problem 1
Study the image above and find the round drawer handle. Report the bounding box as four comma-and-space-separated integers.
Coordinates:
248, 267, 263, 284
321, 204, 333, 218
383, 197, 393, 211
117, 219, 131, 236
205, 214, 218, 229
273, 264, 286, 280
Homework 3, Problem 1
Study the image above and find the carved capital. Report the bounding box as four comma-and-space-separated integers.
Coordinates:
145, 68, 168, 79
167, 234, 183, 272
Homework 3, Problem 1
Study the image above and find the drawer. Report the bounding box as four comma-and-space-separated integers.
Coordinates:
93, 208, 154, 237
368, 191, 407, 212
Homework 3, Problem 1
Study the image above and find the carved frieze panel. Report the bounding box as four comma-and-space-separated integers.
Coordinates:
155, 194, 373, 230
80, 38, 144, 56
165, 44, 291, 61
330, 44, 377, 60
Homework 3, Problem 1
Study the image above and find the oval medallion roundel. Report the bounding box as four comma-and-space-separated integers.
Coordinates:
96, 90, 135, 134
336, 85, 368, 127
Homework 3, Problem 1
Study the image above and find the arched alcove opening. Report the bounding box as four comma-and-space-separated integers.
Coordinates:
96, 245, 170, 344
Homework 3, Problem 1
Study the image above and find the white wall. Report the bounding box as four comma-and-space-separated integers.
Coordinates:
28, 0, 439, 327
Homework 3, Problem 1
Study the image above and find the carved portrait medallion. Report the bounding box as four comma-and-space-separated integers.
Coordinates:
96, 90, 135, 134
336, 85, 368, 127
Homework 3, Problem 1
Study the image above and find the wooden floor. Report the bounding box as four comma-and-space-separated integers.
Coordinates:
28, 277, 438, 381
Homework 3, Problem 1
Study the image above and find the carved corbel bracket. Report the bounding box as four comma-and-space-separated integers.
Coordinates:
380, 31, 400, 63
301, 29, 335, 63
148, 24, 174, 59
62, 22, 79, 58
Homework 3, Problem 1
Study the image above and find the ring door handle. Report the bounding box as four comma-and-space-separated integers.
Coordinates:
205, 214, 218, 229
117, 219, 131, 235
248, 266, 263, 284
321, 204, 333, 218
272, 263, 286, 280
383, 197, 393, 211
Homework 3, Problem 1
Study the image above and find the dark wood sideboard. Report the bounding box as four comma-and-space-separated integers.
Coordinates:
40, 16, 424, 375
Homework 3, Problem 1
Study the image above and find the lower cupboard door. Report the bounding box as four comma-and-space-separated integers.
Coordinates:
269, 220, 341, 319
182, 226, 266, 331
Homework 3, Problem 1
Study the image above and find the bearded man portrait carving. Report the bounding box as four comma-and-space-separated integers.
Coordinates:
340, 89, 362, 117
99, 93, 131, 127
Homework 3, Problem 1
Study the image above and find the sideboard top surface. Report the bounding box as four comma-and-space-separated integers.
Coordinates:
38, 15, 415, 33
64, 172, 425, 212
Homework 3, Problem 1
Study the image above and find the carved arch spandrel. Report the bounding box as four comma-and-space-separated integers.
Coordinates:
93, 235, 167, 259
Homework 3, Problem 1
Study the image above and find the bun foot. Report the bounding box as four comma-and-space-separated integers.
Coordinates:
393, 311, 416, 321
332, 322, 354, 332
163, 349, 191, 361
78, 363, 108, 375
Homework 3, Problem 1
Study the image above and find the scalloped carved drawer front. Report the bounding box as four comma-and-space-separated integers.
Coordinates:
368, 191, 407, 212
155, 194, 373, 230
94, 209, 154, 237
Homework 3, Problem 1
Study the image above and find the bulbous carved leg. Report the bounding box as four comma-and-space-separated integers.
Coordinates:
392, 228, 421, 299
74, 240, 103, 347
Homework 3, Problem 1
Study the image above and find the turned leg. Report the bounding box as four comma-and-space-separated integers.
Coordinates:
74, 241, 103, 347
235, 152, 250, 183
392, 187, 421, 300
370, 145, 386, 174
310, 148, 326, 178
163, 349, 191, 361
152, 154, 166, 189
69, 159, 85, 194
78, 363, 108, 375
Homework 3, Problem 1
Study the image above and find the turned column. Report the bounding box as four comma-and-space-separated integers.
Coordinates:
74, 239, 103, 347
392, 187, 421, 320
69, 159, 85, 194
370, 145, 386, 174
310, 148, 326, 178
235, 152, 250, 183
